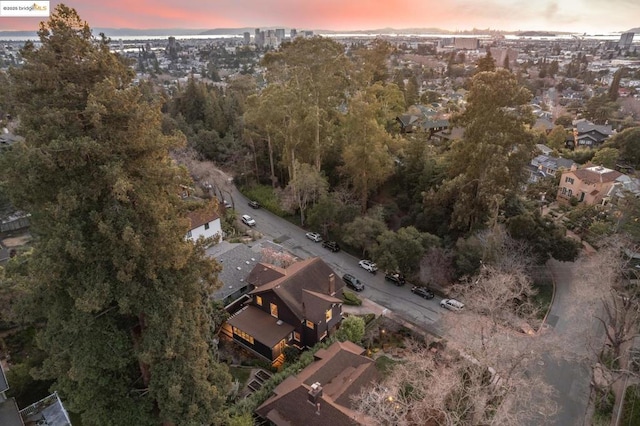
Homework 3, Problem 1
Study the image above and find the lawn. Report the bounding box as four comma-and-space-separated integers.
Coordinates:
228, 366, 252, 388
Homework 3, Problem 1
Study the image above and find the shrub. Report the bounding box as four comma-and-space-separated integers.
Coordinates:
241, 185, 287, 217
342, 290, 362, 306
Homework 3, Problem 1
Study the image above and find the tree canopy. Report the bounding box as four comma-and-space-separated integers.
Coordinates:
0, 5, 231, 424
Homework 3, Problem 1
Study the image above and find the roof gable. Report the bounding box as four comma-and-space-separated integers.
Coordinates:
255, 342, 377, 426
186, 202, 220, 230
249, 258, 344, 321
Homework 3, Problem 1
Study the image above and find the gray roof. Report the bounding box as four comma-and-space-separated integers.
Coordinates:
0, 398, 23, 426
531, 154, 575, 174
206, 241, 263, 301
0, 362, 8, 393
19, 392, 71, 426
576, 121, 613, 136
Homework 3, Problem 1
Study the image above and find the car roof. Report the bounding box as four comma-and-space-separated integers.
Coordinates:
242, 214, 251, 219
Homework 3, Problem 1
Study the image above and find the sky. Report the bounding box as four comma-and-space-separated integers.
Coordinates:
1, 0, 638, 34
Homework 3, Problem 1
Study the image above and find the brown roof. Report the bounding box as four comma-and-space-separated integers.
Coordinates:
226, 306, 295, 347
249, 258, 345, 322
186, 202, 219, 230
299, 341, 379, 407
255, 341, 377, 426
573, 168, 622, 184
246, 263, 286, 287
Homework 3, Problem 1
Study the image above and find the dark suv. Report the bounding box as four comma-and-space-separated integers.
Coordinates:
411, 286, 434, 299
322, 241, 340, 252
385, 271, 406, 286
342, 274, 364, 291
248, 200, 260, 209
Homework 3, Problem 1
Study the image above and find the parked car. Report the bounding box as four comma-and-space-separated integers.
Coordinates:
358, 259, 378, 274
241, 214, 256, 226
411, 286, 434, 299
248, 200, 260, 209
305, 232, 322, 242
342, 273, 364, 291
440, 298, 465, 311
322, 241, 340, 252
385, 271, 406, 286
223, 199, 232, 209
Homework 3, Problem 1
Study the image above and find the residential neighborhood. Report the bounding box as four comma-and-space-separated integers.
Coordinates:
2, 3, 640, 426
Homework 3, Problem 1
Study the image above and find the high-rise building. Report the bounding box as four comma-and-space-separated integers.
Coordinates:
275, 28, 285, 43
290, 29, 297, 39
243, 32, 251, 45
618, 32, 635, 50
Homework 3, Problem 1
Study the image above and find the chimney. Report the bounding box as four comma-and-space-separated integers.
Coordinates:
329, 274, 335, 295
308, 382, 323, 405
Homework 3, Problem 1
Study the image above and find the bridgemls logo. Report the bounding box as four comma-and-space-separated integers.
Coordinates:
0, 1, 50, 17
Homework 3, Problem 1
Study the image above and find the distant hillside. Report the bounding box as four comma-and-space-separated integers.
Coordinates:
627, 28, 640, 33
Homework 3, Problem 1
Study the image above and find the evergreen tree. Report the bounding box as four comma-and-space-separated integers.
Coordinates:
440, 69, 535, 232
1, 6, 231, 424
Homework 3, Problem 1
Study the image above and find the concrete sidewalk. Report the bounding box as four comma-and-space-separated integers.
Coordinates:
343, 296, 443, 339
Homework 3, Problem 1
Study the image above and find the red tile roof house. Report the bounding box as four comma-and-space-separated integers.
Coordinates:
185, 202, 222, 242
255, 341, 379, 425
557, 165, 623, 206
221, 257, 345, 365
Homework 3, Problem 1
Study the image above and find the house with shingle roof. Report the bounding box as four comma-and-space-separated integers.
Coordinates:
557, 165, 623, 205
185, 202, 222, 242
566, 119, 614, 149
255, 341, 378, 425
222, 257, 344, 363
527, 154, 575, 183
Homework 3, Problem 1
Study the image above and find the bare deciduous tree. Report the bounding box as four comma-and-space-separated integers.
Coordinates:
352, 341, 556, 426
420, 247, 455, 288
260, 247, 297, 269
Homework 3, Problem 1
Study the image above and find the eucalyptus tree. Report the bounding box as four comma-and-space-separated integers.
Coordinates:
1, 5, 231, 424
261, 37, 350, 172
440, 69, 536, 233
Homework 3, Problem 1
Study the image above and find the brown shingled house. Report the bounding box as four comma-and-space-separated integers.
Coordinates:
255, 341, 378, 425
222, 257, 345, 363
557, 165, 623, 205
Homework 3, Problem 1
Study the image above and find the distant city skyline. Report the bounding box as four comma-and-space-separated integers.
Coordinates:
0, 0, 638, 34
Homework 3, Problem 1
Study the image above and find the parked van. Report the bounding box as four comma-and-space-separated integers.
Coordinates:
440, 298, 465, 311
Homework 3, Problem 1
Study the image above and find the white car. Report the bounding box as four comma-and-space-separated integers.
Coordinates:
305, 232, 322, 242
358, 259, 378, 274
440, 298, 465, 311
241, 214, 256, 227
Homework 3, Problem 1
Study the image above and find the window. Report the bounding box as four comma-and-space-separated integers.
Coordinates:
256, 296, 262, 306
562, 187, 567, 195
186, 230, 192, 238
204, 222, 210, 230
270, 303, 278, 318
565, 177, 574, 184
306, 320, 314, 329
325, 309, 332, 322
568, 189, 572, 197
233, 327, 254, 344
293, 331, 300, 341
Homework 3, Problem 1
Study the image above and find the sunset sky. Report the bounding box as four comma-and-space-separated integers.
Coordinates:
1, 0, 638, 34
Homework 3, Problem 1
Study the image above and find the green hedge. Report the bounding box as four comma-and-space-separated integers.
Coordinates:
342, 290, 362, 306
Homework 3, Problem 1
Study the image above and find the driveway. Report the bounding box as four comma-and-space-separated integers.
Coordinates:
531, 259, 606, 426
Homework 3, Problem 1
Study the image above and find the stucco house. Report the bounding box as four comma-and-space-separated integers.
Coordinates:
221, 257, 344, 364
557, 165, 623, 205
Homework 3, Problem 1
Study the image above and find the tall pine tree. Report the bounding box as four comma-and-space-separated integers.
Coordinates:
1, 5, 231, 425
